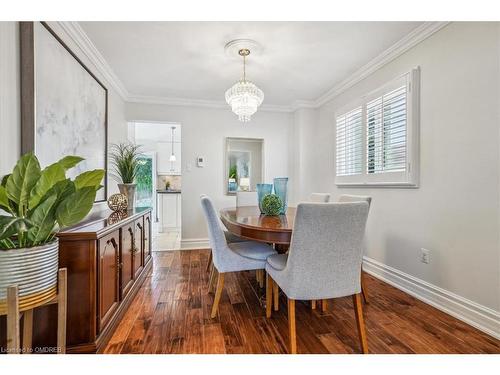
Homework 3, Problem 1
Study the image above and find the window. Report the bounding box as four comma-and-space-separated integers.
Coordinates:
335, 68, 419, 187
336, 107, 362, 177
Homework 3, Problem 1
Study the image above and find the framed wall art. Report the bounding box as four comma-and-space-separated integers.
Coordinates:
20, 21, 108, 202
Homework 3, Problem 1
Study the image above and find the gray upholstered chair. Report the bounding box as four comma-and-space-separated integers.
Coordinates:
200, 195, 276, 318
310, 193, 331, 203
236, 191, 258, 207
309, 192, 331, 310
338, 194, 372, 304
235, 191, 267, 286
201, 194, 245, 272
265, 202, 370, 354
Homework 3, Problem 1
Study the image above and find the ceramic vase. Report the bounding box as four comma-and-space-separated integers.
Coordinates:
118, 183, 136, 210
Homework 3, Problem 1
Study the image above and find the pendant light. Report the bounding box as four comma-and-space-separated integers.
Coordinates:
225, 48, 264, 122
169, 126, 176, 162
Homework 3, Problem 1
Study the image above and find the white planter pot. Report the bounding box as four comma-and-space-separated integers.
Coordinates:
0, 240, 59, 314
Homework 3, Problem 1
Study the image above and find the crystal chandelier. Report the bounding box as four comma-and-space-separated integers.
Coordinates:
225, 48, 264, 122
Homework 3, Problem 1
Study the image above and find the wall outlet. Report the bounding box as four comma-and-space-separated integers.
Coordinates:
420, 248, 430, 264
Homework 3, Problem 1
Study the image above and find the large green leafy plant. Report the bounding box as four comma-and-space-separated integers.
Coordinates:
109, 143, 141, 184
0, 153, 104, 250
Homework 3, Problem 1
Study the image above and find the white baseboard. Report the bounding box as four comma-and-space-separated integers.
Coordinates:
363, 256, 500, 340
180, 238, 210, 250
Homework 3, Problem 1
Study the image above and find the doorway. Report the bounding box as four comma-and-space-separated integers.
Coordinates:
128, 121, 182, 251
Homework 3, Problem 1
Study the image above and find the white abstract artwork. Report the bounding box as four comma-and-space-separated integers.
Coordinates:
34, 23, 107, 201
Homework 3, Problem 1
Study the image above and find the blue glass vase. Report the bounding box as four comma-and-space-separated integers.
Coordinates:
256, 183, 273, 213
273, 177, 289, 215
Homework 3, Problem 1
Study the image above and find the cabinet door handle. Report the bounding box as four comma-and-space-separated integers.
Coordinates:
107, 237, 118, 249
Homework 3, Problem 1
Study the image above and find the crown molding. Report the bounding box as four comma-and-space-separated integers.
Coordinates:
58, 21, 449, 113
127, 94, 294, 113
291, 99, 317, 111
56, 21, 130, 100
314, 21, 450, 107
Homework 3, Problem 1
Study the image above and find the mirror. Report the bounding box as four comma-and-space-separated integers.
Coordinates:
225, 137, 264, 195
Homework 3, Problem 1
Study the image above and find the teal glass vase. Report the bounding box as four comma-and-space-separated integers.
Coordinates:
273, 177, 289, 214
256, 183, 273, 213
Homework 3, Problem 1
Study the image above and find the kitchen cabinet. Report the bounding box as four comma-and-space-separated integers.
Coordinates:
158, 192, 181, 230
157, 141, 181, 175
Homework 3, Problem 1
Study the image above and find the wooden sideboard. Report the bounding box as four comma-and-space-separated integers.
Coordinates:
0, 207, 153, 354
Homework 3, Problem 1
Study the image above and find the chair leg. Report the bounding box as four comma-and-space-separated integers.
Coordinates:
22, 309, 33, 354
361, 272, 369, 304
211, 273, 225, 318
352, 293, 368, 354
208, 265, 218, 293
256, 269, 265, 288
321, 299, 328, 312
266, 273, 273, 318
57, 268, 67, 354
287, 298, 297, 354
273, 282, 279, 311
206, 251, 213, 273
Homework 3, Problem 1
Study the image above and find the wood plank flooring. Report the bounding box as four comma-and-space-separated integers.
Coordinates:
104, 250, 500, 354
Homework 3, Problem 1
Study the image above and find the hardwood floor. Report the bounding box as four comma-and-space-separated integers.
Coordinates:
104, 250, 500, 354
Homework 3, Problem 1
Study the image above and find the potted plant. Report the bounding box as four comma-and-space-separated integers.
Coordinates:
109, 143, 142, 209
0, 152, 104, 315
228, 165, 238, 193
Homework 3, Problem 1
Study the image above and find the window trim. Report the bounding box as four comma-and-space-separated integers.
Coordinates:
335, 67, 420, 188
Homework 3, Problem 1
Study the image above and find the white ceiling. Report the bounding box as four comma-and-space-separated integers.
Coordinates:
79, 22, 423, 106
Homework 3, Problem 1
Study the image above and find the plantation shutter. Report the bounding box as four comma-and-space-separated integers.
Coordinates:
366, 85, 407, 174
336, 107, 363, 177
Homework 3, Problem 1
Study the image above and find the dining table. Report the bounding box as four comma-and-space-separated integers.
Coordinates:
219, 206, 296, 253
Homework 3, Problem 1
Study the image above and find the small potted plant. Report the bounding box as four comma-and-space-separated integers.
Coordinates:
109, 143, 142, 209
0, 152, 104, 315
228, 165, 238, 193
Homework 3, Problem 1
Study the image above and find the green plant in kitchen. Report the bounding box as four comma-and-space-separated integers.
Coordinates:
261, 194, 283, 216
0, 152, 104, 250
109, 142, 142, 209
229, 165, 238, 180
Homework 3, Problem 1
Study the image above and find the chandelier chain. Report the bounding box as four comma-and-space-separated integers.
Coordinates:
243, 54, 246, 81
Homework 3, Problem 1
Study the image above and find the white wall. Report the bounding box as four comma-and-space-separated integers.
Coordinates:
294, 22, 500, 314
126, 103, 292, 241
0, 22, 21, 177
0, 22, 128, 199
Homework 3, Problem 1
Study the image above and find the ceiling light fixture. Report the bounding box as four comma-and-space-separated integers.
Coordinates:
169, 126, 176, 162
225, 46, 264, 123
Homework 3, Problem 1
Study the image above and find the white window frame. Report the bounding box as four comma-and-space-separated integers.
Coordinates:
335, 67, 420, 188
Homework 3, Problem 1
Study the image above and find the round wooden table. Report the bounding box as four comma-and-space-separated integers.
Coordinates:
220, 206, 296, 246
